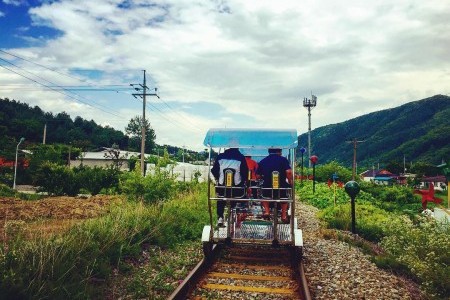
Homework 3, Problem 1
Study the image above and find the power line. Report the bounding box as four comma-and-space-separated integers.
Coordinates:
0, 62, 123, 118
0, 49, 130, 94
0, 49, 100, 86
155, 96, 203, 132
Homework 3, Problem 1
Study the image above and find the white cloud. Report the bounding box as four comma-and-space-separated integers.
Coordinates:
3, 0, 27, 6
1, 0, 450, 150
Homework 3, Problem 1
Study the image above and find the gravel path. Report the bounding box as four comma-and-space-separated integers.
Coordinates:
296, 202, 423, 300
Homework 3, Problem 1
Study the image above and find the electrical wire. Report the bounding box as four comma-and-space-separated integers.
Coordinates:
0, 62, 123, 118
0, 49, 203, 134
155, 95, 203, 132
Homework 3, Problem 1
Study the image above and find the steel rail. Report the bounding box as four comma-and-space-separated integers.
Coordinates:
298, 260, 312, 300
168, 245, 311, 300
167, 244, 221, 300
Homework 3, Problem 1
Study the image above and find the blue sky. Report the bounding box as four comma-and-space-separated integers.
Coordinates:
1, 0, 449, 150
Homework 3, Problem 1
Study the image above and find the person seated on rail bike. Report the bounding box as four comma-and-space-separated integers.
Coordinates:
211, 148, 249, 227
245, 155, 258, 198
257, 148, 293, 223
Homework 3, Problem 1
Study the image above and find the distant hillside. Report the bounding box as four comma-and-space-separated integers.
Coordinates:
0, 98, 194, 160
298, 95, 450, 167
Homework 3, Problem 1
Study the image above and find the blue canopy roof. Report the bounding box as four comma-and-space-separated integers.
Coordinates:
203, 128, 298, 149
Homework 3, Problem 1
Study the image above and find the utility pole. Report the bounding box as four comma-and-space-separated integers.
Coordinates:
347, 138, 365, 180
131, 70, 159, 176
302, 94, 317, 167
43, 123, 47, 144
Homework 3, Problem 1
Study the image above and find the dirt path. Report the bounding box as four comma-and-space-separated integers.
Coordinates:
0, 195, 121, 241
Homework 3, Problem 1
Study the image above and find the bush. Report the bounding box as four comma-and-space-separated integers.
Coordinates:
319, 203, 396, 242
381, 216, 450, 297
75, 166, 120, 195
297, 181, 375, 209
359, 182, 419, 212
34, 162, 80, 196
120, 164, 178, 203
313, 161, 353, 183
0, 183, 15, 197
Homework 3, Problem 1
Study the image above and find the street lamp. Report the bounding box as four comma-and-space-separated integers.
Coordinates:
310, 155, 318, 193
13, 137, 25, 190
300, 147, 306, 184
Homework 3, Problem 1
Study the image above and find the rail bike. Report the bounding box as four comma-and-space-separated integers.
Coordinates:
201, 128, 303, 260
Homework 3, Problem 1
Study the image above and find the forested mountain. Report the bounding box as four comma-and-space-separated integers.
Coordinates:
0, 98, 129, 158
0, 98, 201, 161
298, 95, 450, 168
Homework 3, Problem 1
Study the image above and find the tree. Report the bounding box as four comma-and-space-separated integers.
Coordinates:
104, 143, 128, 170
385, 161, 404, 175
314, 161, 353, 183
125, 116, 156, 154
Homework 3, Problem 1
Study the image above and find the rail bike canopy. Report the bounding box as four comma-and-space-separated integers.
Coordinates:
203, 128, 298, 149
240, 148, 289, 162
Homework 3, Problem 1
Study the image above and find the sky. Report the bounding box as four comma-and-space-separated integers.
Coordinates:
0, 0, 449, 151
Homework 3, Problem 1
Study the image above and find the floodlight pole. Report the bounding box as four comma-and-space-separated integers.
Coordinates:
13, 137, 25, 190
303, 94, 317, 168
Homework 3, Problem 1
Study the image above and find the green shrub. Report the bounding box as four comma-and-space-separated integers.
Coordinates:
0, 166, 13, 186
120, 164, 178, 203
319, 203, 396, 242
297, 181, 375, 209
75, 165, 120, 195
33, 162, 80, 196
0, 183, 15, 197
313, 161, 353, 183
359, 182, 420, 212
381, 216, 450, 297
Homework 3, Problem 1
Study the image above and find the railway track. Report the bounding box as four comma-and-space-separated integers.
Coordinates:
169, 244, 311, 300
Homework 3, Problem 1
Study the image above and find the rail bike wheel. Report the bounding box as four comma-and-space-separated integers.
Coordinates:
202, 241, 213, 260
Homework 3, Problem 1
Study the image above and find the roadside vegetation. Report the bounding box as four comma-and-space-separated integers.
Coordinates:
298, 162, 449, 299
0, 161, 209, 299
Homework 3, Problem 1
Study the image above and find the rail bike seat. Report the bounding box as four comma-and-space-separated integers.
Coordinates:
260, 171, 291, 200
215, 168, 246, 199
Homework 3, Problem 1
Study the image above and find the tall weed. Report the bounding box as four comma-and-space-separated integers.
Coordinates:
318, 203, 396, 242
381, 216, 450, 298
0, 183, 209, 299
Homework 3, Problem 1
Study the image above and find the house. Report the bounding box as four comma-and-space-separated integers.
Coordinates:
70, 147, 152, 171
360, 169, 408, 185
419, 175, 447, 191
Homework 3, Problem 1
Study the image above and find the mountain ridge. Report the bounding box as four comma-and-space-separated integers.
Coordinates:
297, 94, 450, 167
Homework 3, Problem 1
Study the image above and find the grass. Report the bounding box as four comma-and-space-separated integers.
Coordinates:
0, 183, 210, 299
109, 240, 203, 299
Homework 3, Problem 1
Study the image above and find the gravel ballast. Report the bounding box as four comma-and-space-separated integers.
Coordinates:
297, 201, 423, 300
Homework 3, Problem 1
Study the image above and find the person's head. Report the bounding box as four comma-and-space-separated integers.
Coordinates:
268, 148, 282, 155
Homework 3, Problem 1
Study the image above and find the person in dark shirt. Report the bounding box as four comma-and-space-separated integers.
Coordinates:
257, 148, 292, 223
211, 148, 248, 226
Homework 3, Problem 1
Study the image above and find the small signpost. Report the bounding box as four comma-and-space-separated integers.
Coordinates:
344, 180, 360, 234
310, 155, 318, 193
300, 147, 306, 184
437, 163, 449, 209
332, 173, 339, 206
